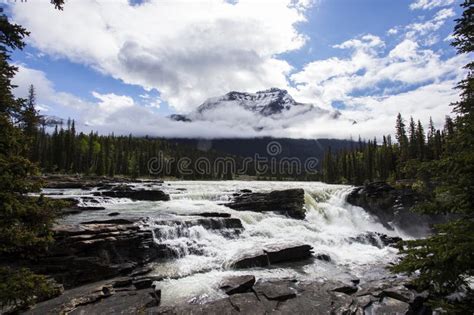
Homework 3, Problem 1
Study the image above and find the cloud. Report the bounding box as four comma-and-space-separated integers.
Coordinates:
410, 0, 455, 10
387, 28, 399, 35
10, 1, 465, 141
11, 0, 311, 112
289, 23, 469, 138
333, 34, 385, 52
405, 8, 455, 44
13, 65, 160, 128
12, 53, 466, 141
89, 92, 135, 124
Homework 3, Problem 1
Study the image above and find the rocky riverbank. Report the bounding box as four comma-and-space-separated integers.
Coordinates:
25, 272, 431, 314
14, 178, 437, 314
347, 181, 449, 237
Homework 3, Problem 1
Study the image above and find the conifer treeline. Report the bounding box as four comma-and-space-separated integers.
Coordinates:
30, 118, 239, 179
26, 84, 319, 180
322, 114, 454, 185
30, 120, 320, 181
24, 84, 240, 179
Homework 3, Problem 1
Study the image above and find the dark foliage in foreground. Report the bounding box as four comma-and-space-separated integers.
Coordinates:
0, 9, 64, 312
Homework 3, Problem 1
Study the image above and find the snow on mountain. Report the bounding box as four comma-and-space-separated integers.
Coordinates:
197, 88, 307, 116
39, 115, 65, 127
170, 88, 338, 123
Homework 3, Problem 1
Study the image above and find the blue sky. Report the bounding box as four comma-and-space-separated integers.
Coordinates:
6, 0, 469, 139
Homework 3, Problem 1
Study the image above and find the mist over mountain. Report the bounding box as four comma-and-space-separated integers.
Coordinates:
39, 115, 64, 127
170, 88, 344, 130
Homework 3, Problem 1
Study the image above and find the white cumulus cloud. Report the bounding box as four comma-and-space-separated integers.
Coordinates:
11, 0, 311, 113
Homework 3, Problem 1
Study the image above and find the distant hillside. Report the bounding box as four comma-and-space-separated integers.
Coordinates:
169, 137, 359, 167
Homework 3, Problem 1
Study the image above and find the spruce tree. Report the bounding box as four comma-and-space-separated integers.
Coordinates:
395, 113, 409, 161
427, 117, 437, 159
416, 120, 425, 160
408, 116, 417, 159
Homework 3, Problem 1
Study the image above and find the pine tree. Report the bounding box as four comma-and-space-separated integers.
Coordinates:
427, 117, 437, 159
21, 84, 40, 160
395, 113, 409, 161
416, 120, 425, 160
408, 116, 417, 159
23, 85, 39, 140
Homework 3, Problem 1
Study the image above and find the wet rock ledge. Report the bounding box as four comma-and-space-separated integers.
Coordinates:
93, 184, 170, 201
39, 175, 163, 190
225, 188, 306, 219
229, 244, 313, 269
34, 218, 161, 288
26, 275, 432, 314
34, 215, 245, 289
347, 182, 450, 237
156, 276, 431, 315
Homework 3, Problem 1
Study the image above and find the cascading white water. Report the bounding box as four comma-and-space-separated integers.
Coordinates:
44, 180, 405, 306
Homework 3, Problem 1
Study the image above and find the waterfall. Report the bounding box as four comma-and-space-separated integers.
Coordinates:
46, 180, 405, 306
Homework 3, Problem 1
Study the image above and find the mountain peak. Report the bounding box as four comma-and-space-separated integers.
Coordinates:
196, 87, 300, 117
168, 88, 340, 130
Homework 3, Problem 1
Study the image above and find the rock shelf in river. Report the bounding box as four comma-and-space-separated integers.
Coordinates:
225, 188, 306, 219
94, 187, 170, 201
229, 244, 313, 269
38, 215, 245, 288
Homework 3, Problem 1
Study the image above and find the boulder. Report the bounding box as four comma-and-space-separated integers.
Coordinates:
365, 296, 410, 314
77, 206, 106, 211
332, 285, 358, 295
156, 297, 237, 315
350, 232, 402, 248
198, 218, 243, 230
80, 218, 137, 225
225, 188, 306, 219
219, 275, 256, 295
230, 244, 313, 269
130, 265, 153, 277
153, 217, 244, 237
111, 278, 133, 288
151, 277, 431, 315
133, 278, 153, 290
96, 188, 170, 201
196, 212, 231, 218
347, 182, 449, 237
230, 250, 269, 269
315, 253, 331, 262
254, 280, 297, 301
264, 244, 313, 264
62, 205, 106, 216
155, 216, 242, 227
36, 219, 164, 288
228, 293, 268, 314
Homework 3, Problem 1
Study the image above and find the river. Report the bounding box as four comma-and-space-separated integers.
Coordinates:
43, 180, 408, 306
